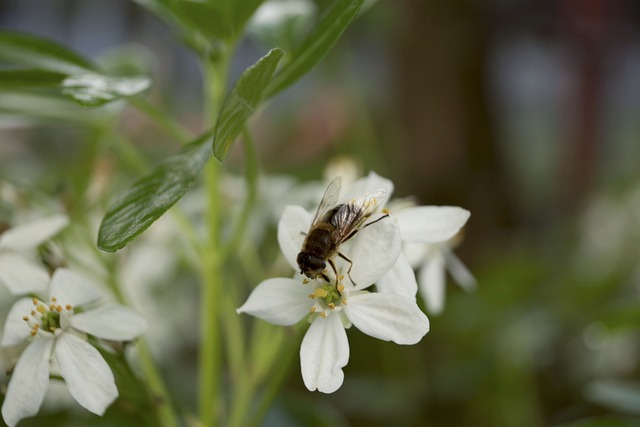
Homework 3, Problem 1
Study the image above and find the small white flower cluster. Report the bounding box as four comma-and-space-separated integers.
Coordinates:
0, 216, 147, 427
238, 172, 474, 393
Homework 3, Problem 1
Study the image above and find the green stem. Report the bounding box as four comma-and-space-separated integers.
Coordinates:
199, 160, 222, 427
198, 41, 235, 427
130, 96, 193, 144
220, 126, 260, 262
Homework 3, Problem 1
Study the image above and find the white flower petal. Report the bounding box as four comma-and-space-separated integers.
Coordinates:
300, 314, 349, 393
71, 304, 147, 341
277, 205, 312, 271
376, 253, 418, 298
444, 249, 477, 292
394, 206, 470, 243
0, 253, 50, 295
345, 293, 429, 344
50, 268, 101, 307
342, 215, 401, 289
2, 338, 53, 427
343, 171, 394, 204
0, 215, 68, 252
237, 278, 312, 325
1, 298, 35, 347
55, 333, 118, 415
402, 241, 427, 268
418, 253, 446, 315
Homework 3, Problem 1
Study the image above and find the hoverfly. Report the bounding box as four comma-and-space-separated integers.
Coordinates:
296, 176, 387, 287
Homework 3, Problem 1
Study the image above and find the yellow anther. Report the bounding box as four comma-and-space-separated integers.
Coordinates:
319, 312, 327, 318
314, 288, 328, 298
36, 305, 46, 314
338, 274, 344, 281
337, 284, 345, 293
328, 303, 335, 310
310, 306, 316, 313
302, 278, 309, 284
65, 304, 72, 311
51, 297, 57, 303
308, 293, 315, 299
32, 297, 38, 306
56, 305, 62, 312
30, 329, 37, 336
22, 316, 29, 321
383, 208, 390, 214
30, 310, 35, 316
341, 298, 348, 305
49, 304, 56, 310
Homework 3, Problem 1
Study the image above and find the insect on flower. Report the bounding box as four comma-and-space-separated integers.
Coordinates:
297, 176, 387, 287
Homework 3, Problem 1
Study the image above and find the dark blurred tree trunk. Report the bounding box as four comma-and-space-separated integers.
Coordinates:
392, 0, 515, 255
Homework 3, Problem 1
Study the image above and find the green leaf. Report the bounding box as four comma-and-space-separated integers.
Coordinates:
264, 0, 365, 97
61, 73, 151, 107
212, 48, 284, 161
177, 1, 235, 40
0, 31, 94, 74
0, 69, 66, 88
0, 89, 103, 124
98, 132, 213, 252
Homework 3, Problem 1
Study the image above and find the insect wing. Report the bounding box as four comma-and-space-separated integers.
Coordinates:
331, 188, 386, 245
311, 176, 342, 226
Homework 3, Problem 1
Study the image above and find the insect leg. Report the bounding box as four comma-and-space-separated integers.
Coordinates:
327, 258, 340, 288
337, 252, 358, 288
362, 213, 390, 229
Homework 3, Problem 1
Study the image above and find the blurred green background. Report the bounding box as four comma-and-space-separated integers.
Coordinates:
2, 0, 640, 426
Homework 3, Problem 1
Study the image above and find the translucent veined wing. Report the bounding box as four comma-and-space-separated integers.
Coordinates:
330, 188, 386, 245
310, 176, 342, 226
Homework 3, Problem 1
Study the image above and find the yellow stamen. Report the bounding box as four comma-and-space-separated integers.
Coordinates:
308, 294, 315, 299
65, 304, 72, 311
341, 298, 348, 305
338, 274, 344, 281
22, 316, 28, 321
328, 303, 335, 310
51, 297, 57, 303
49, 304, 55, 310
302, 279, 309, 284
310, 307, 316, 313
319, 312, 327, 318
32, 297, 38, 306
56, 305, 62, 312
314, 288, 328, 298
36, 305, 46, 314
337, 284, 345, 293
383, 208, 390, 214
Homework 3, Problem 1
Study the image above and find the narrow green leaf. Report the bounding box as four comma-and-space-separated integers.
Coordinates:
61, 73, 151, 107
177, 1, 235, 40
98, 132, 213, 252
264, 0, 365, 97
0, 31, 94, 74
0, 89, 102, 124
0, 69, 66, 87
212, 48, 284, 161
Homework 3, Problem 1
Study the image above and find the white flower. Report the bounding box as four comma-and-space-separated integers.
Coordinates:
404, 238, 476, 315
237, 204, 429, 393
1, 268, 147, 426
343, 172, 474, 311
0, 215, 68, 295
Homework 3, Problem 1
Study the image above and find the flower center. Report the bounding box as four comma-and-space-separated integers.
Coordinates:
23, 297, 73, 336
308, 281, 348, 318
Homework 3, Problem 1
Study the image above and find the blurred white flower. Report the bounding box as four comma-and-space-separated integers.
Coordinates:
249, 0, 317, 50
0, 215, 68, 295
404, 237, 476, 315
1, 268, 147, 426
238, 204, 429, 393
